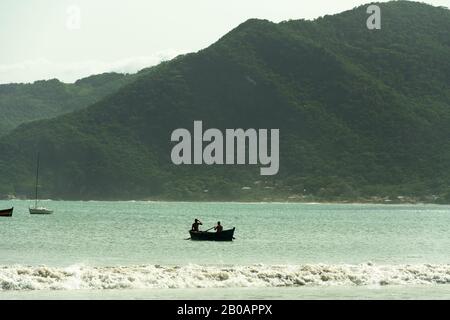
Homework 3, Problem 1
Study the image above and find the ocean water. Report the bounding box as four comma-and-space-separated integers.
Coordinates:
0, 200, 449, 299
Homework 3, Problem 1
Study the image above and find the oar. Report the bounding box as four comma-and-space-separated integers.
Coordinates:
184, 226, 215, 240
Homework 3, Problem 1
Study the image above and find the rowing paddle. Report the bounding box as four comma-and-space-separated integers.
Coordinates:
184, 226, 215, 240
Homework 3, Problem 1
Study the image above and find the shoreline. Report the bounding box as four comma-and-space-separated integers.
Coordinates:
1, 198, 449, 205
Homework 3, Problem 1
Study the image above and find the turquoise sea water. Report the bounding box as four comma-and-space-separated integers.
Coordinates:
0, 200, 449, 299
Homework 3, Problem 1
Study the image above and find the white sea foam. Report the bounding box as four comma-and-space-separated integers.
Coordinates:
0, 263, 449, 291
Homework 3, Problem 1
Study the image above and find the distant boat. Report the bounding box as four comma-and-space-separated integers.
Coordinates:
29, 207, 53, 214
0, 207, 13, 217
29, 153, 53, 215
189, 228, 235, 241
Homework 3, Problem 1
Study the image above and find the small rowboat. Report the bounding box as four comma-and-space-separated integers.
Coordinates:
189, 227, 235, 241
0, 207, 13, 217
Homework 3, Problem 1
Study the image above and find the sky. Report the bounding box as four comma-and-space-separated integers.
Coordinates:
0, 0, 448, 84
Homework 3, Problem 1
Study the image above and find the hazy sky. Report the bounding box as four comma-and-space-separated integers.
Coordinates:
0, 0, 448, 84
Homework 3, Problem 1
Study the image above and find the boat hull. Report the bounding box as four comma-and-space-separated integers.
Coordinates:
0, 207, 13, 217
189, 228, 235, 241
29, 208, 53, 214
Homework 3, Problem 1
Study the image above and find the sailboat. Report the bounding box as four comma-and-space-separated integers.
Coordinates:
29, 153, 53, 215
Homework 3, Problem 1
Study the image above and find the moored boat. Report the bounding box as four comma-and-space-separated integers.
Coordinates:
0, 207, 13, 217
29, 152, 53, 215
29, 207, 53, 215
189, 227, 235, 241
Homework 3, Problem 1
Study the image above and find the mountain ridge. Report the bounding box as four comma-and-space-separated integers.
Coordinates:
0, 72, 137, 137
0, 1, 449, 203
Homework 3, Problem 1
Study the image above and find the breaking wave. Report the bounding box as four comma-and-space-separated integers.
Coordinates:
1, 263, 449, 291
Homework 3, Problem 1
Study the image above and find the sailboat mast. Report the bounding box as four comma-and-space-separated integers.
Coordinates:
34, 152, 40, 208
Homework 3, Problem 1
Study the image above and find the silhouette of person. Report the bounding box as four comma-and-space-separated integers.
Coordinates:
214, 221, 223, 233
191, 219, 202, 232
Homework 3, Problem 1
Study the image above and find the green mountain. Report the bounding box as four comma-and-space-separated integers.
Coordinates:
0, 72, 135, 136
0, 1, 449, 203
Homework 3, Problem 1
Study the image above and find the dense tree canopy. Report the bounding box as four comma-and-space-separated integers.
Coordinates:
0, 1, 449, 203
0, 73, 135, 136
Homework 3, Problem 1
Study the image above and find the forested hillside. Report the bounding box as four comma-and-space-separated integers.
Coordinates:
0, 1, 449, 203
0, 72, 134, 136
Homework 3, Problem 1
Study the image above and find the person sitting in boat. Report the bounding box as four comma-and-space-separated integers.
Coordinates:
214, 221, 223, 233
191, 219, 202, 232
